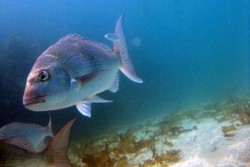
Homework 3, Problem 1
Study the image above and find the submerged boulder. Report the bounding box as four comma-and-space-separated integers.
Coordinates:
229, 137, 250, 162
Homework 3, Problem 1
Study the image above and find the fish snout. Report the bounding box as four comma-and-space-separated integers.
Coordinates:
23, 95, 47, 107
23, 88, 47, 107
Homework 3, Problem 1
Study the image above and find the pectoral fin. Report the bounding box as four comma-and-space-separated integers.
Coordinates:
75, 70, 108, 85
76, 96, 112, 117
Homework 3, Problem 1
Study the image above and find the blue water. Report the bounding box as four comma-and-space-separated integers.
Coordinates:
0, 0, 249, 138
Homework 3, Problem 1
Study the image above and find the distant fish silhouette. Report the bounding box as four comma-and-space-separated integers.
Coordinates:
0, 119, 75, 167
0, 116, 53, 152
104, 33, 120, 42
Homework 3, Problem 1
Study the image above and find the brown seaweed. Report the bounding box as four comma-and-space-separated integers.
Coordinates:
154, 150, 181, 166
135, 139, 155, 151
221, 125, 236, 133
239, 112, 250, 124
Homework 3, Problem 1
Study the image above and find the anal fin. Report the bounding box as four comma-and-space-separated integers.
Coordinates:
109, 73, 119, 93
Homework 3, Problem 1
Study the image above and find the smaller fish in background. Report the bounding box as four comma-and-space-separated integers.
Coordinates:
104, 33, 120, 42
0, 116, 53, 152
0, 119, 76, 167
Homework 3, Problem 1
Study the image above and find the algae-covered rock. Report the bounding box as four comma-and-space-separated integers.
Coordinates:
221, 124, 236, 137
221, 125, 236, 133
230, 137, 250, 162
239, 112, 250, 124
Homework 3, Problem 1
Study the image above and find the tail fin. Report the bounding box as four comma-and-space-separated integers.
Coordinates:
46, 119, 76, 167
113, 15, 143, 83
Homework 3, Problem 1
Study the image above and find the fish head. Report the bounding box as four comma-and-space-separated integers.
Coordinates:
23, 56, 71, 111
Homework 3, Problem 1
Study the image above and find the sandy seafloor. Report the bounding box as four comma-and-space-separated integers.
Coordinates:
68, 95, 250, 167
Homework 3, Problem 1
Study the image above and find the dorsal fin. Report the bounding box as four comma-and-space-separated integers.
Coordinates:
58, 34, 85, 43
46, 119, 76, 167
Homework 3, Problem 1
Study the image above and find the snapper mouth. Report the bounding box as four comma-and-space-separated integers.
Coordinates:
23, 96, 47, 106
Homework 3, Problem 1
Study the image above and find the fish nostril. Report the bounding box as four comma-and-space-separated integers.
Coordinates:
28, 81, 36, 86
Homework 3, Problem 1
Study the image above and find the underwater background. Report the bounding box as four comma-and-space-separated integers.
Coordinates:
0, 1, 250, 164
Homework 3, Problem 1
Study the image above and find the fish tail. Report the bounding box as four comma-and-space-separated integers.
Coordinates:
113, 15, 143, 83
46, 119, 76, 167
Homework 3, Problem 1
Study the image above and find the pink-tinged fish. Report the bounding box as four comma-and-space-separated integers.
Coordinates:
23, 15, 142, 117
0, 119, 75, 167
0, 117, 53, 152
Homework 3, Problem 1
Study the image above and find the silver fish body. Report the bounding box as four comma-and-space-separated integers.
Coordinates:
23, 15, 142, 117
24, 34, 118, 110
0, 119, 75, 167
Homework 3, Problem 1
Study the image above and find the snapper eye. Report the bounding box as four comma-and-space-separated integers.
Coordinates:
38, 71, 50, 82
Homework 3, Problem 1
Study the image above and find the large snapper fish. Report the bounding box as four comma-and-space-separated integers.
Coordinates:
23, 15, 142, 117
